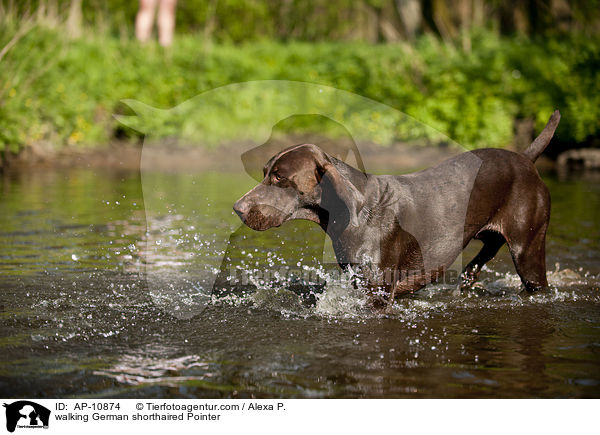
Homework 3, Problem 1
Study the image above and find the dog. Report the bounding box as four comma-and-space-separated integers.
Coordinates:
234, 111, 560, 308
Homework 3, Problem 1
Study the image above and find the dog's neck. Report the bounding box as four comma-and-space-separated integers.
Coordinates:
318, 161, 411, 268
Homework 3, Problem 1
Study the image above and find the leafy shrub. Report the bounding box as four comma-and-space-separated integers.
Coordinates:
1, 22, 598, 156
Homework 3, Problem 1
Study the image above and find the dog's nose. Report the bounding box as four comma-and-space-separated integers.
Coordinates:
233, 199, 249, 218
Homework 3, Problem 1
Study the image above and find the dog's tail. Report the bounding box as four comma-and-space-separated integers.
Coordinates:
522, 109, 561, 162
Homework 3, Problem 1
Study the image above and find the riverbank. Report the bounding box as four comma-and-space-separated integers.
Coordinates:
1, 139, 560, 176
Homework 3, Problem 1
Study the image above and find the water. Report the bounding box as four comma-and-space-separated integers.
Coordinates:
1, 167, 599, 398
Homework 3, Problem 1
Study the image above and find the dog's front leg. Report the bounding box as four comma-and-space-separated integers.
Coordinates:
366, 280, 417, 313
383, 271, 427, 313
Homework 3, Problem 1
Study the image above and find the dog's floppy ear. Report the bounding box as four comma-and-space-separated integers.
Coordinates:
310, 145, 364, 228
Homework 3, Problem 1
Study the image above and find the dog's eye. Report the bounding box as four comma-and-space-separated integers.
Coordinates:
272, 173, 282, 182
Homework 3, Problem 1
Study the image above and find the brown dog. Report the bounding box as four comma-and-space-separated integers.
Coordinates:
234, 111, 560, 307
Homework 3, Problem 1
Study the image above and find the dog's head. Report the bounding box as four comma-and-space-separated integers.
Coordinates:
234, 144, 364, 231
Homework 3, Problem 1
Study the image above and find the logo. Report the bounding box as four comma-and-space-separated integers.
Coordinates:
3, 401, 50, 433
118, 81, 471, 318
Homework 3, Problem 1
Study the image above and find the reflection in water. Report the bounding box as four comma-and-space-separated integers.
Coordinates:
0, 167, 599, 398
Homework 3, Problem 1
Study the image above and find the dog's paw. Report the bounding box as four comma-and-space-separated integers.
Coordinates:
459, 274, 478, 291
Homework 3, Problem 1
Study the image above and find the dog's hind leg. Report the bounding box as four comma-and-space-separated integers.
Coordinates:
507, 226, 549, 292
460, 231, 506, 290
504, 186, 551, 292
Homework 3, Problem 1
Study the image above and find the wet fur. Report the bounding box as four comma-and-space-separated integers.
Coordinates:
234, 111, 561, 306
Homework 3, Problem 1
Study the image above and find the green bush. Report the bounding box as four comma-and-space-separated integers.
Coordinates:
1, 22, 599, 156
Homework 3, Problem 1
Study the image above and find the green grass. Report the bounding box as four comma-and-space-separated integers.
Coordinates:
1, 20, 599, 158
